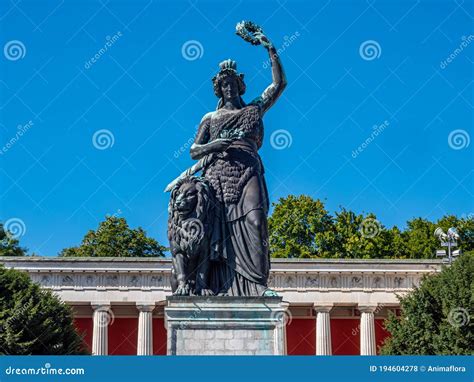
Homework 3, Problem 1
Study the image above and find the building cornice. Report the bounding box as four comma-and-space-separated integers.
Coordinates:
0, 257, 443, 306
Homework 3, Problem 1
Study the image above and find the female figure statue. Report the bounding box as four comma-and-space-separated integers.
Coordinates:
188, 26, 287, 296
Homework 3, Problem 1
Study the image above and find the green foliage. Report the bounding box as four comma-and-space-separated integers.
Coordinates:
0, 224, 26, 256
0, 266, 88, 355
380, 253, 474, 355
268, 195, 474, 259
268, 195, 333, 258
402, 218, 438, 258
332, 210, 393, 259
60, 216, 166, 257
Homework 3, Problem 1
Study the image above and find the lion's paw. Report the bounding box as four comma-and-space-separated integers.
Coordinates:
199, 288, 214, 296
174, 283, 190, 296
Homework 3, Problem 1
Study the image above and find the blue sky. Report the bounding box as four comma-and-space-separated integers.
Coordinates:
0, 0, 473, 256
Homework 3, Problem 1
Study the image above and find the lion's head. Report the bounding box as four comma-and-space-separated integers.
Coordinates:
167, 176, 215, 254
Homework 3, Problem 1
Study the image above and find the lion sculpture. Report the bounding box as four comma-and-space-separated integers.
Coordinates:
167, 176, 215, 296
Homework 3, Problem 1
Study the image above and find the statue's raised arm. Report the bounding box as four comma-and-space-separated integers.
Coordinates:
236, 21, 287, 114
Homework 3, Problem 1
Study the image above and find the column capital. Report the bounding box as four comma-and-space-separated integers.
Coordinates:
313, 303, 333, 313
91, 302, 111, 311
358, 304, 378, 313
136, 303, 156, 313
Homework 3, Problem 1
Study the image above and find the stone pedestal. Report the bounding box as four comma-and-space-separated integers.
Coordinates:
164, 296, 289, 355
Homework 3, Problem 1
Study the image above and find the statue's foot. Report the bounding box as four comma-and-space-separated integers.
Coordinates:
263, 288, 278, 297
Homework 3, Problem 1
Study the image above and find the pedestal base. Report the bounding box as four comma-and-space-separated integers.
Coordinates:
164, 296, 288, 355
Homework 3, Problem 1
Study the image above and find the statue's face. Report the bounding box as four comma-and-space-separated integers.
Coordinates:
220, 76, 239, 101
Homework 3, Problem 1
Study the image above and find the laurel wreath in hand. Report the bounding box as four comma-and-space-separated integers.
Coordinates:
235, 21, 264, 46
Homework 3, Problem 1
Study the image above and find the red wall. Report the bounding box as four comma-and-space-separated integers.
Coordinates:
287, 319, 315, 355
331, 319, 360, 355
375, 318, 390, 353
108, 318, 138, 355
153, 318, 167, 355
74, 318, 92, 353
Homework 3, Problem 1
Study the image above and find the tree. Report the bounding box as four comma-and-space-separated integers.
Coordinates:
0, 223, 26, 256
268, 195, 334, 258
332, 210, 393, 259
60, 216, 166, 257
380, 253, 474, 355
0, 266, 88, 355
398, 218, 438, 259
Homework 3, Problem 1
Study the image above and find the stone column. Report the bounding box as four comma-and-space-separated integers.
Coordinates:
136, 304, 155, 355
359, 305, 377, 355
91, 303, 112, 355
314, 304, 333, 355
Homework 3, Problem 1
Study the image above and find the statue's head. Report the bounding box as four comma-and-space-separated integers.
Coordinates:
212, 59, 246, 105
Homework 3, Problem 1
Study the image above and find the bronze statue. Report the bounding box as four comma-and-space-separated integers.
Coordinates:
166, 21, 287, 297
